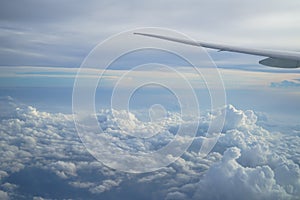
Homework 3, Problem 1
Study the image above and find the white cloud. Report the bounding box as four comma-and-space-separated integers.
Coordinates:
1, 183, 18, 192
193, 147, 290, 200
0, 190, 9, 200
0, 171, 8, 181
69, 181, 94, 189
164, 105, 300, 199
0, 97, 299, 199
49, 161, 77, 179
33, 197, 47, 200
165, 191, 187, 200
89, 179, 121, 194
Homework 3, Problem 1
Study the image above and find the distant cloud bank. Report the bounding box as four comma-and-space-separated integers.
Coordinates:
0, 97, 299, 199
270, 80, 300, 88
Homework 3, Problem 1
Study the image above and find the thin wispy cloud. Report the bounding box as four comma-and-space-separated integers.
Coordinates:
0, 0, 300, 68
1, 66, 299, 89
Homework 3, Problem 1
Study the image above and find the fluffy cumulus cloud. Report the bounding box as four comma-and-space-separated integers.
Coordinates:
0, 96, 299, 199
167, 106, 300, 200
0, 190, 9, 200
194, 147, 289, 200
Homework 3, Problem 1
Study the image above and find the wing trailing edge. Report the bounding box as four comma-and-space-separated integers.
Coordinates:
134, 32, 300, 68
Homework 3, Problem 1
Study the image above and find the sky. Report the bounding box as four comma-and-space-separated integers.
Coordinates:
0, 0, 300, 199
1, 0, 300, 67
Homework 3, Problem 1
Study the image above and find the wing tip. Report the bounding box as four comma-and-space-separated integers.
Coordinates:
133, 32, 148, 36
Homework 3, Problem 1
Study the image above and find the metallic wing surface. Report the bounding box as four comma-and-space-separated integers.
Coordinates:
134, 32, 300, 68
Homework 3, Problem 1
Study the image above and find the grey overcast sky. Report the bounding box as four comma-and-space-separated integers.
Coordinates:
1, 0, 300, 67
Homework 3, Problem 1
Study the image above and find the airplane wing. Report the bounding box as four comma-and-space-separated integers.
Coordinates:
134, 32, 300, 68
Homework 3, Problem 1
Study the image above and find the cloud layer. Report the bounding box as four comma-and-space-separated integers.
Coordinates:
0, 96, 299, 199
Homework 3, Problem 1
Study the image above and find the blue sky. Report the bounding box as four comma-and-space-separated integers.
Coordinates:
0, 0, 300, 199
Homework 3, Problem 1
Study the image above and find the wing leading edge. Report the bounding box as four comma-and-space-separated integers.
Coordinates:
134, 32, 300, 68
